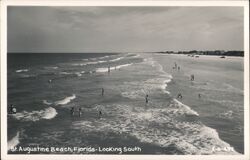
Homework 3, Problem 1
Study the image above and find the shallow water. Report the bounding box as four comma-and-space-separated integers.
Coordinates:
7, 53, 243, 154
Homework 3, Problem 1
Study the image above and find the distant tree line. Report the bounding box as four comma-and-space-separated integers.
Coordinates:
157, 50, 244, 57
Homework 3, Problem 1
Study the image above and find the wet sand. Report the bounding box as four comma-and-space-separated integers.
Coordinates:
155, 54, 244, 153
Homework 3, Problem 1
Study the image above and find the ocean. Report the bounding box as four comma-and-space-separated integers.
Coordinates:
7, 53, 244, 154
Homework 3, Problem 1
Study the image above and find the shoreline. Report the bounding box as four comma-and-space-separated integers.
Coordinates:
155, 54, 244, 153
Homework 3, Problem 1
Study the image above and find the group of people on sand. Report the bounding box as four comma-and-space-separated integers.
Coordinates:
172, 63, 201, 100
173, 62, 181, 71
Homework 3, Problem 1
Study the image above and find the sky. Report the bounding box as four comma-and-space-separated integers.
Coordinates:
7, 6, 244, 53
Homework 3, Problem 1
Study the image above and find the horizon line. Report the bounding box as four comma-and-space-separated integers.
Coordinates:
7, 50, 244, 54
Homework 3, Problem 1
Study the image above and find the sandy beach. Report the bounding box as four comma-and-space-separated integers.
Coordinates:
155, 54, 244, 153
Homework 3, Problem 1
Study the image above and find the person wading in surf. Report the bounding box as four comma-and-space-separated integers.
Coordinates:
108, 66, 111, 73
70, 107, 75, 116
78, 107, 82, 117
98, 110, 102, 118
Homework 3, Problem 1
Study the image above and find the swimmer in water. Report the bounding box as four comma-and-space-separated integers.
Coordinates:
9, 104, 17, 114
177, 93, 183, 99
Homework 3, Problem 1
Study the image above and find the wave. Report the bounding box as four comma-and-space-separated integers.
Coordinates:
73, 61, 106, 66
218, 110, 234, 119
59, 72, 71, 75
8, 131, 20, 151
74, 56, 127, 67
44, 66, 58, 69
109, 57, 124, 62
172, 99, 199, 116
97, 55, 110, 59
19, 74, 36, 78
55, 94, 76, 105
161, 79, 172, 94
71, 103, 238, 155
43, 100, 53, 105
96, 63, 133, 73
16, 69, 29, 73
121, 76, 172, 99
74, 72, 82, 77
10, 107, 57, 122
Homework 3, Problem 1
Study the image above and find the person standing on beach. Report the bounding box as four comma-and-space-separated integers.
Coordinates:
174, 62, 177, 69
101, 88, 104, 96
198, 93, 201, 99
177, 66, 180, 71
191, 74, 194, 81
145, 94, 149, 104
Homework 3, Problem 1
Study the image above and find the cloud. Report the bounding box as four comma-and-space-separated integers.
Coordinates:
7, 6, 244, 52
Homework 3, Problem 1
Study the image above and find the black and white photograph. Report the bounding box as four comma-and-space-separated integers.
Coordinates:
1, 1, 249, 159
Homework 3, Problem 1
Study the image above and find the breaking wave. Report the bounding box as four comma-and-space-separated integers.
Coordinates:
71, 103, 238, 155
55, 94, 76, 105
16, 69, 29, 73
96, 63, 133, 73
10, 107, 57, 122
8, 131, 20, 151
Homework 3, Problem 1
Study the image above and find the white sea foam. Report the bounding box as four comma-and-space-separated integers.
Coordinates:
11, 107, 57, 122
55, 94, 76, 105
121, 76, 172, 99
172, 99, 199, 116
73, 61, 106, 66
16, 69, 29, 73
109, 57, 124, 62
59, 72, 71, 75
96, 63, 133, 73
218, 110, 234, 119
19, 74, 36, 78
44, 66, 58, 69
98, 55, 110, 59
71, 103, 237, 155
43, 100, 52, 105
75, 72, 82, 77
161, 79, 172, 94
8, 131, 20, 151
